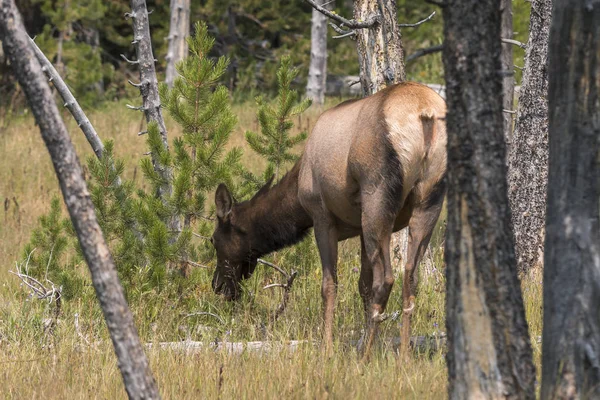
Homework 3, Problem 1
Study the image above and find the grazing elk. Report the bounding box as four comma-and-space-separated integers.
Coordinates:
211, 82, 447, 358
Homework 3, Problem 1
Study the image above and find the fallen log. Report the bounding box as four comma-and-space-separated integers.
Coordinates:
145, 335, 448, 355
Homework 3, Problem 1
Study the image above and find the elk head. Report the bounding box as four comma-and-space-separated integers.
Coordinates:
211, 183, 259, 300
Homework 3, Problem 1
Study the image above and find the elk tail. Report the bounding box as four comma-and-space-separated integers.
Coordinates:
420, 109, 436, 155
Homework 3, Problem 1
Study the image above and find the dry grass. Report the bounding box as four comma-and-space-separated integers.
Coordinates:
0, 99, 542, 399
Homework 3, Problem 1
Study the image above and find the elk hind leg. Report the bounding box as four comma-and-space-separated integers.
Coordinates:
359, 194, 397, 361
400, 201, 443, 358
313, 217, 338, 356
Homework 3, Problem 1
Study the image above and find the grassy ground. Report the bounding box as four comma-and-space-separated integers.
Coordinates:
0, 99, 542, 399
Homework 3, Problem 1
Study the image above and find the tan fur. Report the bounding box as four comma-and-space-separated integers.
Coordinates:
297, 82, 447, 358
212, 82, 447, 359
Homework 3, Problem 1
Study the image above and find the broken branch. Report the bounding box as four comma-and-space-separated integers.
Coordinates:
258, 258, 298, 322
304, 0, 379, 29
501, 38, 526, 49
406, 44, 444, 62
398, 11, 436, 28
29, 37, 107, 163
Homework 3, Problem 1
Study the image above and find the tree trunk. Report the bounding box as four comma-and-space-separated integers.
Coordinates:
354, 0, 405, 96
306, 0, 329, 105
0, 2, 160, 399
442, 0, 536, 398
500, 0, 514, 142
128, 0, 180, 234
541, 0, 600, 397
507, 0, 551, 274
165, 0, 190, 88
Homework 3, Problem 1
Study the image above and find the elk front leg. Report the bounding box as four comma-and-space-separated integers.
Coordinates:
313, 218, 338, 356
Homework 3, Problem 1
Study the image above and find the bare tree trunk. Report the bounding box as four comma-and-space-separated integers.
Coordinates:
354, 0, 405, 95
165, 0, 190, 88
507, 0, 551, 274
541, 0, 600, 397
500, 0, 514, 142
442, 0, 535, 398
306, 0, 329, 105
128, 0, 180, 234
0, 1, 160, 399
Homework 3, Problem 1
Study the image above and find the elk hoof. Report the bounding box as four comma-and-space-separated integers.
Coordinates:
371, 311, 388, 323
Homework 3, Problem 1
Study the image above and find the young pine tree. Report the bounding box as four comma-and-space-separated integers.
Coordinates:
243, 56, 311, 189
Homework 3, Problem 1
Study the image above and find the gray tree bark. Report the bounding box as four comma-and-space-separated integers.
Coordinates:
127, 0, 180, 234
354, 0, 405, 95
542, 0, 600, 397
0, 1, 160, 398
442, 0, 536, 398
507, 0, 551, 274
165, 0, 190, 89
306, 0, 330, 105
501, 0, 514, 142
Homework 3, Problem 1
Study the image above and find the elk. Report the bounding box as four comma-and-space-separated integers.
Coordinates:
211, 82, 447, 358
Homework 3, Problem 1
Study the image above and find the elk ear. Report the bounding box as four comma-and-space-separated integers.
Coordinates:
215, 184, 233, 219
253, 175, 275, 199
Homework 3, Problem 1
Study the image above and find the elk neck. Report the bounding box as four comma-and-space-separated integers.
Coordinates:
237, 162, 314, 258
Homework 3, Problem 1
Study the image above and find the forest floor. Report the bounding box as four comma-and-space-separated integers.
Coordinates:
0, 99, 543, 399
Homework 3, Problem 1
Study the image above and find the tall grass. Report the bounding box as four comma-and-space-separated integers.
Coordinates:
0, 100, 542, 398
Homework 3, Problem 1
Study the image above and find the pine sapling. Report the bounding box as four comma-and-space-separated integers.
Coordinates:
244, 56, 311, 188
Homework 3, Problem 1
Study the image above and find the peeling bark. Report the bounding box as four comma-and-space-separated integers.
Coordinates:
542, 0, 600, 397
306, 0, 329, 105
507, 0, 551, 274
442, 0, 536, 398
0, 1, 159, 398
354, 0, 405, 95
165, 0, 190, 89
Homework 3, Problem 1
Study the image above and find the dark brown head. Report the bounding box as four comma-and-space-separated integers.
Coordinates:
210, 183, 258, 301
211, 167, 312, 301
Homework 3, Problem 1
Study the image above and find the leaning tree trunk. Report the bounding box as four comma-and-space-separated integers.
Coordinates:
442, 0, 536, 398
354, 0, 405, 96
507, 0, 551, 274
306, 0, 330, 105
500, 0, 514, 142
165, 0, 190, 88
541, 0, 600, 398
0, 1, 160, 399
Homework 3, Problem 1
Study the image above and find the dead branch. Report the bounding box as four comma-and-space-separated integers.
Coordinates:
406, 44, 444, 62
183, 312, 225, 325
192, 232, 211, 240
180, 258, 209, 269
257, 258, 288, 277
332, 30, 357, 39
304, 0, 380, 29
405, 38, 521, 64
257, 259, 298, 322
501, 38, 527, 49
74, 313, 91, 346
10, 252, 62, 305
29, 38, 108, 164
398, 11, 436, 27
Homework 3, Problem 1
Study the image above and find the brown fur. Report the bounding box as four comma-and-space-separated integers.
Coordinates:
212, 82, 447, 359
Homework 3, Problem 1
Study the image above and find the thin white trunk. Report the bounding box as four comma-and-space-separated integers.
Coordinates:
306, 0, 329, 105
165, 0, 190, 88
